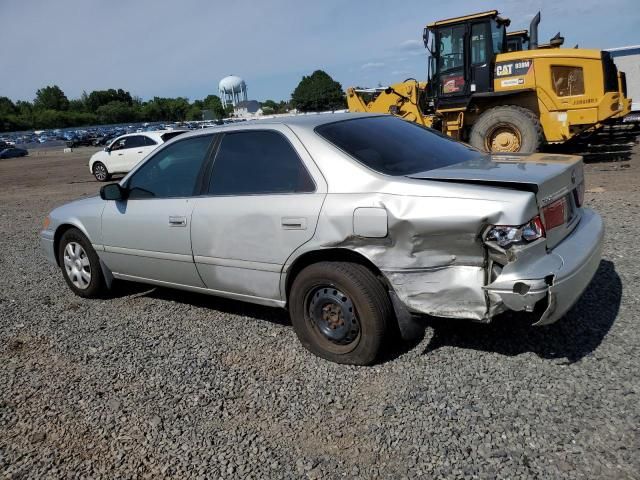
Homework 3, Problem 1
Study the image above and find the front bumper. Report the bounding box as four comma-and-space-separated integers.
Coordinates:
40, 229, 58, 266
484, 208, 604, 326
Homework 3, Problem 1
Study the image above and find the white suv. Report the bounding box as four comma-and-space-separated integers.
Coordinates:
89, 130, 186, 181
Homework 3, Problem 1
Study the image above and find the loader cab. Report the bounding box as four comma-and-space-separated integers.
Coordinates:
506, 30, 529, 52
423, 10, 510, 108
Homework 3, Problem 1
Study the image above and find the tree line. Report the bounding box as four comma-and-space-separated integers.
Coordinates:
0, 70, 346, 132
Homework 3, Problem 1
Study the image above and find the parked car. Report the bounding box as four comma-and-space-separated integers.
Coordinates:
88, 130, 186, 181
0, 147, 28, 159
40, 114, 603, 365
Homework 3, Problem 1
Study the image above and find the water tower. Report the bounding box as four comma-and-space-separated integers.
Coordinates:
219, 75, 248, 107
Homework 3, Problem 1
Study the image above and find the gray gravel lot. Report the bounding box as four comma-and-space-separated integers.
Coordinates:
1, 142, 639, 479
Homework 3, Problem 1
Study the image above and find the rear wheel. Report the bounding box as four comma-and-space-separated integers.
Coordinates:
469, 105, 543, 153
289, 261, 392, 365
92, 162, 111, 182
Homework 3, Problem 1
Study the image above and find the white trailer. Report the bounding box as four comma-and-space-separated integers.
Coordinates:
607, 45, 640, 114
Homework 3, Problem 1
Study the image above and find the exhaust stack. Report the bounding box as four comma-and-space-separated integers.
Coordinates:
529, 12, 540, 50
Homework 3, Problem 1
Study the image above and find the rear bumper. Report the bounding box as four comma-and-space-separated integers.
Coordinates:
40, 229, 57, 266
485, 208, 604, 325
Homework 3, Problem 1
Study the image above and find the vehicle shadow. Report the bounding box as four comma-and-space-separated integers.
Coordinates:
108, 281, 292, 327
419, 259, 621, 364
106, 260, 620, 365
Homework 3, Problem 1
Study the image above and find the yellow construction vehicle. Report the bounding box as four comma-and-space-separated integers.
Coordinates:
347, 10, 631, 153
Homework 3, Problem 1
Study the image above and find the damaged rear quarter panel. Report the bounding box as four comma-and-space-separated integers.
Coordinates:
300, 178, 539, 320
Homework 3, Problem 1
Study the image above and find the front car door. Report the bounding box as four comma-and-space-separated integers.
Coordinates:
190, 126, 327, 303
100, 133, 216, 287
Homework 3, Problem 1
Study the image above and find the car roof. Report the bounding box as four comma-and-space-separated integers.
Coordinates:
180, 112, 384, 139
117, 130, 187, 141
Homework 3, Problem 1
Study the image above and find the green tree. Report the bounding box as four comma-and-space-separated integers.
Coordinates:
202, 94, 225, 119
96, 101, 137, 124
291, 70, 345, 112
0, 97, 16, 116
86, 89, 133, 112
34, 85, 69, 111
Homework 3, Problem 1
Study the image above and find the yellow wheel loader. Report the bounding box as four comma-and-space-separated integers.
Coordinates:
347, 10, 631, 153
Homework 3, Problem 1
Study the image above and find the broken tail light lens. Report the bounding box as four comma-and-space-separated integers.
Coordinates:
485, 216, 545, 248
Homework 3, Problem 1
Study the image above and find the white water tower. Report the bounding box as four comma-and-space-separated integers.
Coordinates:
219, 75, 248, 107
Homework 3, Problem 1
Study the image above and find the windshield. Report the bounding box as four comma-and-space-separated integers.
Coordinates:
315, 116, 484, 176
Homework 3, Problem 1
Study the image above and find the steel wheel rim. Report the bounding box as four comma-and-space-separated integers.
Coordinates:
63, 242, 91, 289
487, 124, 522, 152
94, 164, 107, 180
306, 286, 360, 347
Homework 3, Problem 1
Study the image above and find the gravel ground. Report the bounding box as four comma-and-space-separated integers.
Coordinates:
1, 142, 639, 479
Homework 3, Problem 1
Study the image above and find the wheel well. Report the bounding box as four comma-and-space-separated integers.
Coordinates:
284, 248, 386, 302
53, 224, 78, 266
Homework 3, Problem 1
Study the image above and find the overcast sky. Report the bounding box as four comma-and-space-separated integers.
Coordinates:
1, 0, 638, 103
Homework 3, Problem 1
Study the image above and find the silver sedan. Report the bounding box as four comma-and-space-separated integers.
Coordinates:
41, 113, 603, 365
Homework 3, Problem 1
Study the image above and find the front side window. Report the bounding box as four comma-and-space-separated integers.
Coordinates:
316, 116, 484, 176
127, 134, 214, 199
208, 130, 315, 195
551, 66, 585, 97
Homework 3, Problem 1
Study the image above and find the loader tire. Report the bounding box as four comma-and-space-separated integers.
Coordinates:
469, 105, 544, 153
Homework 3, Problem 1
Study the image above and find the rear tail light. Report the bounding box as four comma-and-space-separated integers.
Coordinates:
485, 216, 545, 248
542, 195, 573, 231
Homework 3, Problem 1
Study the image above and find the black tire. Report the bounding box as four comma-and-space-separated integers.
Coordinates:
92, 161, 111, 182
289, 261, 392, 365
58, 228, 106, 298
469, 105, 544, 153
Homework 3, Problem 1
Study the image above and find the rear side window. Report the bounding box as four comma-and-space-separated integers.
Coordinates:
161, 131, 186, 142
316, 116, 484, 176
127, 135, 214, 199
208, 130, 315, 195
143, 136, 158, 146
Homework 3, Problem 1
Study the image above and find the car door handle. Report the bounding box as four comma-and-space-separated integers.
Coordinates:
117, 153, 124, 156
281, 217, 307, 230
137, 151, 143, 153
168, 216, 187, 227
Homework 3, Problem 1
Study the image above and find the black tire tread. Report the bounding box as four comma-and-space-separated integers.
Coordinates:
469, 104, 544, 153
289, 261, 392, 365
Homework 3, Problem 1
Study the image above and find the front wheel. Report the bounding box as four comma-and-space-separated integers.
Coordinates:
92, 161, 111, 182
58, 228, 106, 298
469, 105, 544, 153
289, 261, 392, 365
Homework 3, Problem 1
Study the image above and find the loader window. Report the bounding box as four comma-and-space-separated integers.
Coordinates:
437, 25, 466, 94
438, 25, 465, 72
316, 116, 484, 176
471, 23, 490, 64
551, 66, 585, 97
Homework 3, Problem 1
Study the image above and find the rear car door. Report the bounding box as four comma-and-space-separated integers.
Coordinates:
101, 133, 216, 286
190, 126, 326, 302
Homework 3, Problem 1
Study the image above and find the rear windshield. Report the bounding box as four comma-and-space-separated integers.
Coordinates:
315, 116, 484, 176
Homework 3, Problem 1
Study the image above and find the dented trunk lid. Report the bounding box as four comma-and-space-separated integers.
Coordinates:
408, 153, 585, 248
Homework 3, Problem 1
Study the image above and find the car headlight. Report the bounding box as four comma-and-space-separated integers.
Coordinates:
485, 216, 545, 248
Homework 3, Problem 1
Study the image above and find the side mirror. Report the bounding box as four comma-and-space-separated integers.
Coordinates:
100, 183, 127, 201
103, 146, 110, 152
